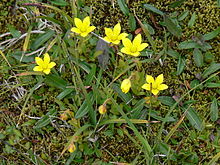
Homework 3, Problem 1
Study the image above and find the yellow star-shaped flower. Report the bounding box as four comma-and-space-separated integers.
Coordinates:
142, 74, 168, 96
121, 34, 148, 57
71, 16, 96, 37
33, 53, 56, 75
104, 23, 128, 45
121, 78, 131, 94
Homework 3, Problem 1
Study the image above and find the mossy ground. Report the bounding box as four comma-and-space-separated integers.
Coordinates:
0, 0, 220, 164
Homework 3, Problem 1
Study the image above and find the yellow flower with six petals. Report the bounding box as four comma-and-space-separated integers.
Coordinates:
33, 53, 56, 75
141, 74, 168, 96
121, 78, 131, 94
121, 34, 148, 57
104, 23, 128, 45
71, 16, 96, 37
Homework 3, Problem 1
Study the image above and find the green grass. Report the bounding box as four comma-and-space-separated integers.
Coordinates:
0, 0, 220, 164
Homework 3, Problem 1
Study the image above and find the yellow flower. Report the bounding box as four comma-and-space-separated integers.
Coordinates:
121, 34, 148, 57
121, 79, 131, 94
142, 74, 168, 96
71, 16, 96, 37
33, 53, 56, 75
104, 23, 128, 45
68, 143, 76, 153
98, 105, 107, 115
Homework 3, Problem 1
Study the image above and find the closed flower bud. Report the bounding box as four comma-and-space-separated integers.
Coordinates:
68, 143, 76, 153
98, 105, 107, 115
121, 79, 131, 93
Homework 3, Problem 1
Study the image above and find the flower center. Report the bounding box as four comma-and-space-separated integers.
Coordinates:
80, 27, 87, 32
130, 45, 137, 53
151, 83, 158, 89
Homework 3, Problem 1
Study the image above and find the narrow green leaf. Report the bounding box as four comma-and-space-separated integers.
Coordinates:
178, 10, 189, 21
117, 0, 130, 16
210, 98, 219, 122
56, 88, 75, 100
128, 13, 136, 31
75, 92, 95, 119
7, 24, 21, 38
143, 4, 164, 16
167, 49, 180, 59
149, 111, 176, 122
202, 63, 220, 78
193, 48, 203, 67
85, 64, 96, 85
31, 30, 55, 50
178, 40, 201, 49
206, 82, 220, 88
34, 109, 57, 129
176, 56, 185, 75
203, 26, 220, 41
207, 152, 220, 165
188, 12, 196, 27
143, 22, 155, 35
131, 99, 146, 119
164, 15, 182, 37
49, 0, 68, 6
112, 83, 132, 103
218, 0, 220, 7
183, 106, 204, 131
158, 96, 176, 107
169, 0, 186, 8
45, 74, 67, 90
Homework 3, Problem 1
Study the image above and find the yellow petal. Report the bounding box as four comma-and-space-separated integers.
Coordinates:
71, 27, 81, 34
83, 16, 90, 28
155, 74, 164, 85
105, 28, 113, 37
103, 36, 111, 43
122, 38, 132, 48
35, 57, 44, 66
121, 79, 131, 93
130, 51, 140, 57
146, 75, 154, 84
43, 53, 50, 64
87, 26, 96, 33
141, 84, 151, 90
48, 62, 56, 69
121, 47, 131, 55
43, 68, 51, 74
113, 23, 121, 36
158, 84, 168, 90
33, 66, 43, 71
133, 34, 142, 47
118, 33, 128, 40
138, 43, 148, 51
152, 89, 159, 95
74, 18, 83, 29
112, 40, 120, 45
80, 32, 89, 37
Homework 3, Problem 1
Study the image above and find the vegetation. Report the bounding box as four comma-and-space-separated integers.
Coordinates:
0, 0, 220, 164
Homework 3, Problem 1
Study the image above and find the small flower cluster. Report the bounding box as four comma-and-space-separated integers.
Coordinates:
121, 74, 168, 96
71, 16, 148, 57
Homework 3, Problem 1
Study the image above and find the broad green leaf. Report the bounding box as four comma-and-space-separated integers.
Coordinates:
178, 10, 189, 21
188, 12, 196, 27
34, 109, 57, 129
49, 0, 68, 6
56, 88, 75, 100
7, 24, 21, 38
143, 22, 155, 35
178, 40, 201, 49
176, 56, 185, 75
210, 98, 219, 122
128, 13, 136, 31
117, 0, 130, 16
158, 96, 176, 107
202, 63, 220, 78
203, 26, 220, 41
112, 83, 132, 103
31, 30, 55, 50
75, 92, 95, 119
167, 49, 180, 59
143, 4, 164, 16
183, 106, 204, 131
190, 79, 200, 89
193, 48, 203, 67
204, 52, 214, 63
164, 15, 182, 37
45, 74, 68, 90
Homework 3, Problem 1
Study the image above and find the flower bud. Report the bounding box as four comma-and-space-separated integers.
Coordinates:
98, 105, 107, 115
68, 143, 76, 153
121, 79, 131, 93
